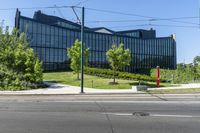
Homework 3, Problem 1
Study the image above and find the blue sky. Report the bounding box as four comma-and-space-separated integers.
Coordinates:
0, 0, 199, 64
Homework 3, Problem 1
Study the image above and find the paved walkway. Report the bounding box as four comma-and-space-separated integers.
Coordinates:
0, 82, 200, 95
148, 83, 200, 90
0, 82, 136, 95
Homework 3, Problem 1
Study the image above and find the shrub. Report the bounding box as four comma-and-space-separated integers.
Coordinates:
0, 27, 43, 90
84, 67, 155, 82
150, 64, 197, 84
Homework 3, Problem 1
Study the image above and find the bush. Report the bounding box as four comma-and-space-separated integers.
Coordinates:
150, 69, 173, 83
84, 67, 155, 82
150, 64, 198, 84
0, 27, 43, 90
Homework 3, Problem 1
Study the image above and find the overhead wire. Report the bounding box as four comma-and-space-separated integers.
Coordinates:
0, 5, 81, 11
75, 0, 90, 6
85, 7, 200, 26
150, 24, 199, 28
54, 5, 65, 19
71, 6, 81, 24
86, 17, 199, 23
107, 24, 199, 29
0, 5, 199, 29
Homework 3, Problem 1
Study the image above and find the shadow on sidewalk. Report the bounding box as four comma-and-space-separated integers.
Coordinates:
44, 81, 67, 89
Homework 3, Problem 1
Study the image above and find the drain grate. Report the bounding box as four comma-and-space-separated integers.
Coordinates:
132, 112, 150, 116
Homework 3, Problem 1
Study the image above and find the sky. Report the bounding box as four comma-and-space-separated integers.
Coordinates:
0, 0, 199, 64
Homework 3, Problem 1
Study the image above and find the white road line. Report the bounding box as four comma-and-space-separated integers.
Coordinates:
1, 100, 200, 104
150, 114, 195, 118
27, 96, 200, 99
37, 100, 200, 104
102, 113, 132, 116
101, 113, 200, 118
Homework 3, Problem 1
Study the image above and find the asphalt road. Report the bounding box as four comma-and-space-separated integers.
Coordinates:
0, 93, 199, 133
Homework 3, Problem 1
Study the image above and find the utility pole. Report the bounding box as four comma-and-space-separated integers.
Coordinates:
80, 7, 85, 93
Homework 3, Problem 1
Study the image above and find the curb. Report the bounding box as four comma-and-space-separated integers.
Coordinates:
0, 92, 146, 96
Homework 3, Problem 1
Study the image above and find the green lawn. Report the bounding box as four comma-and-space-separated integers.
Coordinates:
146, 88, 200, 93
43, 71, 175, 89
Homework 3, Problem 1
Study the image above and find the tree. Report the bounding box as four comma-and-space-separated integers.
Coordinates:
193, 56, 200, 79
67, 39, 90, 80
193, 56, 200, 65
34, 58, 43, 83
0, 27, 43, 90
106, 43, 131, 83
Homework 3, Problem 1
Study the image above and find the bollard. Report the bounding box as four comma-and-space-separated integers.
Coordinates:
91, 80, 93, 88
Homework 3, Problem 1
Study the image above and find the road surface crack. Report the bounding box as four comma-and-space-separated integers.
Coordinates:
95, 101, 115, 133
147, 92, 168, 101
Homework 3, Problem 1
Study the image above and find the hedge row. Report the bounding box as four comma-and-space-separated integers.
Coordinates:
84, 67, 156, 82
150, 66, 198, 84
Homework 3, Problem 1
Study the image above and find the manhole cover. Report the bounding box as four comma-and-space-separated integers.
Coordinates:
132, 112, 150, 116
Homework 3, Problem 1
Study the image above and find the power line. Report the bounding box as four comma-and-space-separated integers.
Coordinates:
167, 20, 199, 25
107, 24, 199, 29
0, 5, 199, 28
75, 0, 90, 6
148, 24, 199, 28
85, 7, 200, 26
71, 6, 81, 24
86, 17, 199, 23
85, 7, 154, 18
54, 5, 65, 19
0, 5, 198, 25
0, 5, 81, 11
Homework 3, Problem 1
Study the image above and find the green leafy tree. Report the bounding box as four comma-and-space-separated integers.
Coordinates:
106, 43, 131, 83
0, 27, 43, 90
193, 56, 200, 79
193, 56, 200, 65
34, 58, 43, 83
67, 39, 90, 80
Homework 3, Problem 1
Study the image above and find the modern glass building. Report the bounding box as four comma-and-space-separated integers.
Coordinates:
15, 9, 176, 72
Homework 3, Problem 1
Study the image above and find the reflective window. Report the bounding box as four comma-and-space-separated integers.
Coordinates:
18, 17, 176, 71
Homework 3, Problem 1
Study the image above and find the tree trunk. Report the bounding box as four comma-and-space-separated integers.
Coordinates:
77, 72, 80, 80
113, 70, 116, 83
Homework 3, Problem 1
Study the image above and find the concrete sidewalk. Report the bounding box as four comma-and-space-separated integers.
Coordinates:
0, 82, 200, 95
148, 83, 200, 91
0, 82, 138, 95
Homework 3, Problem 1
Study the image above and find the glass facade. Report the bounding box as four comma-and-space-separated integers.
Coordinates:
15, 10, 176, 72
